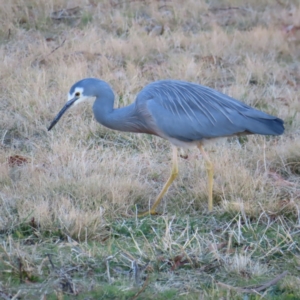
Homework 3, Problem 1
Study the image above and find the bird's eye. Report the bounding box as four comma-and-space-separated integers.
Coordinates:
75, 92, 80, 97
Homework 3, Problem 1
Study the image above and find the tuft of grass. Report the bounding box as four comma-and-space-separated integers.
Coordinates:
1, 214, 300, 298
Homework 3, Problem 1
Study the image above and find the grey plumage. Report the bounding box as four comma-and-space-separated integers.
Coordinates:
48, 78, 284, 214
136, 80, 283, 142
64, 78, 283, 141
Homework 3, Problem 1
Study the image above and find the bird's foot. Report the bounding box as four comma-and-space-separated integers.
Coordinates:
137, 210, 160, 217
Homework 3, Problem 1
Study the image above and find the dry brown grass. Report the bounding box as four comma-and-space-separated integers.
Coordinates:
0, 0, 300, 298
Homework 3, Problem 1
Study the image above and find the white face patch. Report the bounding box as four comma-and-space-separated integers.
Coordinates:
68, 87, 88, 106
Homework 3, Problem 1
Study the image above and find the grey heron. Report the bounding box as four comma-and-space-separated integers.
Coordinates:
48, 78, 284, 215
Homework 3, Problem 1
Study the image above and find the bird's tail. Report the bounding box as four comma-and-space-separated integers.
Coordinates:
246, 116, 284, 135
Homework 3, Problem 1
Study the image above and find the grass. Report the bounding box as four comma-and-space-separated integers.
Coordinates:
1, 214, 300, 299
0, 0, 300, 298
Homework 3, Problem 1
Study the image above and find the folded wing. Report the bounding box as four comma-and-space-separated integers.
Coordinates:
136, 80, 284, 142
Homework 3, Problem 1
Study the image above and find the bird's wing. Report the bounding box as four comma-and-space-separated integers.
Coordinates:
136, 80, 283, 142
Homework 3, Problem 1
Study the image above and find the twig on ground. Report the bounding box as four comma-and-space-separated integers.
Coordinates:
11, 290, 21, 300
46, 253, 56, 269
106, 252, 120, 284
32, 38, 66, 66
18, 258, 22, 283
132, 260, 139, 286
217, 271, 288, 294
131, 274, 150, 300
44, 39, 66, 59
131, 261, 150, 286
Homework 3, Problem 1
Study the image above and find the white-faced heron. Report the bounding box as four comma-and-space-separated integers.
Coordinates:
48, 79, 284, 215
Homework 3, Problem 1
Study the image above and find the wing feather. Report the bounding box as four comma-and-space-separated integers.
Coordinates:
135, 80, 284, 142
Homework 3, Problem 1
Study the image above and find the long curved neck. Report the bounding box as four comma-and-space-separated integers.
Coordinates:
92, 81, 141, 133
94, 102, 139, 132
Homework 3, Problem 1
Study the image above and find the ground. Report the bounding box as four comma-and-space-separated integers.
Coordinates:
0, 0, 300, 299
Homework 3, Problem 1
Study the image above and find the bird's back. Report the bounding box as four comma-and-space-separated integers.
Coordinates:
135, 80, 284, 143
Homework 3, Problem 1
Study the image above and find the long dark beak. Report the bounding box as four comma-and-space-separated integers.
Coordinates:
48, 97, 78, 131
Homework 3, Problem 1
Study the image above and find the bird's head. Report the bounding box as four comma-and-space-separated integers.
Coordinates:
48, 79, 93, 131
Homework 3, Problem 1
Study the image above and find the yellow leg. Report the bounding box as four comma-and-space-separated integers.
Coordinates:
139, 146, 178, 216
197, 144, 214, 212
